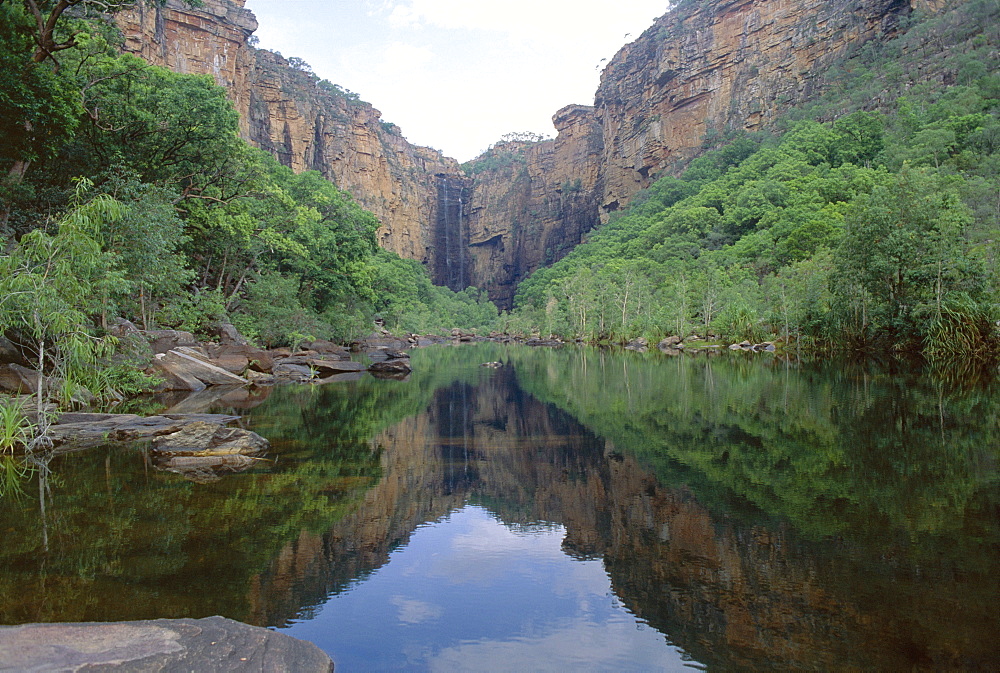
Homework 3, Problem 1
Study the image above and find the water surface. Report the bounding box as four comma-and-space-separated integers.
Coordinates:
2, 344, 999, 670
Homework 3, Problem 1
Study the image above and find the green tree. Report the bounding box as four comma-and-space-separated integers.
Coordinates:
0, 183, 129, 445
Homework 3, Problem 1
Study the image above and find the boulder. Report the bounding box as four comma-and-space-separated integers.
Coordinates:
108, 318, 141, 338
152, 421, 269, 456
206, 343, 274, 374
211, 321, 249, 346
143, 330, 199, 355
366, 348, 409, 362
45, 413, 242, 450
368, 359, 412, 379
0, 364, 30, 393
272, 363, 314, 380
0, 616, 333, 672
0, 363, 55, 395
658, 336, 683, 350
159, 350, 249, 387
173, 346, 210, 361
245, 369, 276, 385
624, 337, 648, 351
310, 359, 366, 375
147, 359, 206, 392
0, 335, 29, 366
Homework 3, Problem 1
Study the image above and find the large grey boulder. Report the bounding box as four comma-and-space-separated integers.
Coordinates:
144, 330, 199, 354
46, 413, 243, 450
154, 350, 249, 389
0, 616, 333, 672
152, 421, 269, 456
368, 359, 412, 379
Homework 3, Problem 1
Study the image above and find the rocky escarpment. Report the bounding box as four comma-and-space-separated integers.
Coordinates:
117, 0, 461, 269
464, 105, 604, 307
590, 0, 916, 218
119, 0, 944, 309
465, 0, 938, 307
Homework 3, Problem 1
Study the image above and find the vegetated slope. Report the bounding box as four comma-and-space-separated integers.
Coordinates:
115, 0, 465, 273
0, 1, 498, 367
462, 0, 932, 308
510, 0, 1000, 358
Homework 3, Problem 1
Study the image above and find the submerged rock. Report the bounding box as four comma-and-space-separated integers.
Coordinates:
155, 453, 266, 483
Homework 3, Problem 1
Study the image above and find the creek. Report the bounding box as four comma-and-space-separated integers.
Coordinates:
2, 344, 999, 671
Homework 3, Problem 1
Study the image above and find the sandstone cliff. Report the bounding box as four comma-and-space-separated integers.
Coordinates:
119, 0, 944, 309
464, 105, 604, 306
464, 0, 937, 307
117, 0, 461, 270
590, 0, 913, 218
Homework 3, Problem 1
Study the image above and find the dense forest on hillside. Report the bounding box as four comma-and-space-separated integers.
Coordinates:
511, 0, 1000, 359
0, 0, 497, 359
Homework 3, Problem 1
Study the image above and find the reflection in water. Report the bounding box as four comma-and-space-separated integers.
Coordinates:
287, 506, 692, 672
1, 344, 999, 671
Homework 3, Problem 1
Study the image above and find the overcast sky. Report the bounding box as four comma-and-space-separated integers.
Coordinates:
243, 0, 671, 162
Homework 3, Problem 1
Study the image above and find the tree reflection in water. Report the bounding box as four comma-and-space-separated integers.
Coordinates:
1, 344, 998, 670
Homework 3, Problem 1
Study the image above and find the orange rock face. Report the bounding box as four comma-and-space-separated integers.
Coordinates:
590, 0, 914, 220
117, 0, 460, 272
118, 0, 935, 307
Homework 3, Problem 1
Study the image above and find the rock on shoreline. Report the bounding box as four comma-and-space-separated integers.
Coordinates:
0, 616, 333, 672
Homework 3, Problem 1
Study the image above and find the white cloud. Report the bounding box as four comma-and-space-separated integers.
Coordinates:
390, 595, 444, 624
427, 618, 694, 673
245, 0, 673, 160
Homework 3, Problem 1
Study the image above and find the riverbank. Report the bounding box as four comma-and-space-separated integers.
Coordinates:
0, 616, 333, 671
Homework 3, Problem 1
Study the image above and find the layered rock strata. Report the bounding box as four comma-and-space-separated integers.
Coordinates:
119, 0, 937, 308
117, 0, 460, 269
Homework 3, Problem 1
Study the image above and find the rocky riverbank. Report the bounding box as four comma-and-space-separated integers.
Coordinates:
0, 616, 334, 672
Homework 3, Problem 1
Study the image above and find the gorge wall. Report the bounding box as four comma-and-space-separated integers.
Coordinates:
117, 0, 460, 269
118, 0, 938, 309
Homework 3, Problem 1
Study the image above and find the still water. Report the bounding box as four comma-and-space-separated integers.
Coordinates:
2, 344, 1000, 670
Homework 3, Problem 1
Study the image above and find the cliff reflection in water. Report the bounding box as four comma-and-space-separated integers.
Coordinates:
254, 345, 1000, 670
1, 344, 998, 670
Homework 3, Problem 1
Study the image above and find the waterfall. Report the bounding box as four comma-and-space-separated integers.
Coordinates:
435, 175, 470, 291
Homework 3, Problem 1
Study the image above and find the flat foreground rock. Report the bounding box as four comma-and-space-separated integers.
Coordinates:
0, 616, 333, 672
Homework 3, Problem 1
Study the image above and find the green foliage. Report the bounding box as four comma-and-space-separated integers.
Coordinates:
511, 3, 1000, 357
157, 288, 228, 336
2, 16, 499, 348
0, 184, 155, 441
514, 346, 1000, 546
371, 251, 500, 334
0, 399, 33, 455
231, 271, 331, 347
